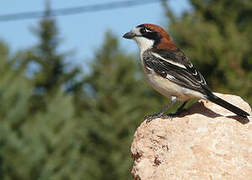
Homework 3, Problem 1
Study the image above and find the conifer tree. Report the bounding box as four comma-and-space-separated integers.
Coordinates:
2, 1, 250, 179
0, 41, 86, 180
0, 33, 163, 180
24, 2, 80, 112
75, 32, 164, 180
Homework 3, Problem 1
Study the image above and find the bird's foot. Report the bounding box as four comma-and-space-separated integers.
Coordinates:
145, 98, 180, 123
145, 109, 187, 123
145, 113, 161, 123
145, 113, 173, 123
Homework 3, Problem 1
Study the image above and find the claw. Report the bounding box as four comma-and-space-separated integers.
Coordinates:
160, 114, 173, 120
145, 113, 173, 123
144, 97, 180, 123
145, 113, 162, 123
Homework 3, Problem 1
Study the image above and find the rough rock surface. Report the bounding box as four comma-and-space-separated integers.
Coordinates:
131, 93, 251, 180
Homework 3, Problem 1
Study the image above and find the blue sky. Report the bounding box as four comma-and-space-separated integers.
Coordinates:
0, 0, 191, 67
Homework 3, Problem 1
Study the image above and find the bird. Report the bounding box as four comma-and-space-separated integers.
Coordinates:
123, 23, 250, 121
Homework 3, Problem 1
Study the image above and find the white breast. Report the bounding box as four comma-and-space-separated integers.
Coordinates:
143, 68, 205, 101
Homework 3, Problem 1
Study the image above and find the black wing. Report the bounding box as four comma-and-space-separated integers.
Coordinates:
143, 49, 210, 95
144, 49, 250, 118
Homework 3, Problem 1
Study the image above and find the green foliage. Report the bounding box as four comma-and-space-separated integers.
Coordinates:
0, 25, 163, 180
163, 0, 252, 104
0, 41, 85, 180
74, 32, 163, 180
23, 5, 80, 113
0, 0, 251, 179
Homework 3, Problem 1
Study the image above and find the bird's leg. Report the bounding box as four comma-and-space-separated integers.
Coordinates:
167, 101, 188, 117
145, 96, 177, 123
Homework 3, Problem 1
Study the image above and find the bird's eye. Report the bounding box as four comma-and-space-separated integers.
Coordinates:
140, 28, 146, 34
140, 27, 151, 34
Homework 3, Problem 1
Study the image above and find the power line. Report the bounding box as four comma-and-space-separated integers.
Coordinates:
0, 0, 165, 22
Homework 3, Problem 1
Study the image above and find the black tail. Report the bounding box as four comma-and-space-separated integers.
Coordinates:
207, 94, 250, 118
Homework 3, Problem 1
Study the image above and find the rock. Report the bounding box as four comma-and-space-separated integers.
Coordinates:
131, 93, 252, 180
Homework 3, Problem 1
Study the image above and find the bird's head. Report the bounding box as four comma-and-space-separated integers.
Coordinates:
123, 24, 177, 52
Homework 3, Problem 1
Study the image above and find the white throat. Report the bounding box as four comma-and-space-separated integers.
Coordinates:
133, 37, 154, 54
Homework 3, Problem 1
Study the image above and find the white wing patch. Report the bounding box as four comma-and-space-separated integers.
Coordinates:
151, 52, 187, 69
145, 66, 155, 73
166, 74, 176, 80
188, 63, 193, 68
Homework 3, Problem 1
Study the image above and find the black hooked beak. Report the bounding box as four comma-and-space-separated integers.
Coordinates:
123, 31, 136, 39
